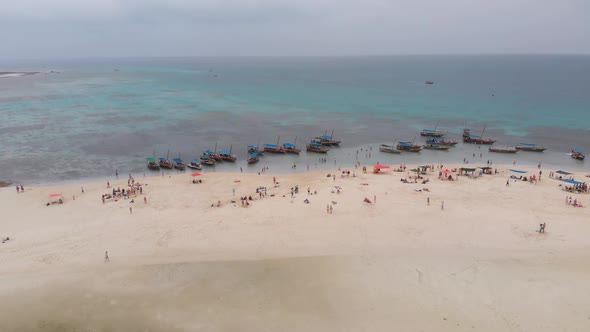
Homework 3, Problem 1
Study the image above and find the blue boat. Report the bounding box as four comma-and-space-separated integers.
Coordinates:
306, 141, 329, 153
314, 129, 341, 146
571, 148, 585, 160
264, 136, 285, 153
159, 157, 174, 169
173, 157, 186, 170
187, 159, 202, 170
247, 152, 260, 164
219, 146, 237, 162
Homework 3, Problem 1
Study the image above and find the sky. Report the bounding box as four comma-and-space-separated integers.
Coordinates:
0, 0, 589, 59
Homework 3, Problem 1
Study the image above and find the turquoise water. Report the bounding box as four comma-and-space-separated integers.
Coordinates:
1, 56, 589, 183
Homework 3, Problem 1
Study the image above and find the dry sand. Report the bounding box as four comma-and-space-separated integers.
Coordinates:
1, 165, 589, 331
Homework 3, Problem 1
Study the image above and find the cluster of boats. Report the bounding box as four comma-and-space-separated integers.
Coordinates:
146, 131, 342, 170
380, 125, 585, 160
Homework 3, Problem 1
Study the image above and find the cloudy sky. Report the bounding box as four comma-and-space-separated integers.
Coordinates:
1, 0, 588, 59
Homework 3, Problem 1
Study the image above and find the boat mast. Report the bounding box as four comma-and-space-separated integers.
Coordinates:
167, 149, 170, 160
480, 126, 486, 140
277, 136, 281, 146
294, 136, 298, 146
229, 144, 233, 154
330, 129, 334, 139
434, 120, 439, 131
214, 142, 218, 154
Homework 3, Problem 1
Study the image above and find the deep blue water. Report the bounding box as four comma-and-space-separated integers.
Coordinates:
1, 55, 589, 184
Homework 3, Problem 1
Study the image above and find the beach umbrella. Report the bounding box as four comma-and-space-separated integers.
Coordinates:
191, 172, 202, 177
441, 169, 452, 175
374, 164, 390, 170
49, 193, 62, 198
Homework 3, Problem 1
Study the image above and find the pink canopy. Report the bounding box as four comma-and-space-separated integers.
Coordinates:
374, 164, 390, 170
441, 169, 453, 175
191, 172, 202, 177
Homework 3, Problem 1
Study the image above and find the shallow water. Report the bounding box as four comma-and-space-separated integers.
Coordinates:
1, 56, 589, 184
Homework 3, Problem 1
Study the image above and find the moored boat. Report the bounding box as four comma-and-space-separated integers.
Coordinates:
423, 144, 451, 151
200, 154, 216, 166
489, 146, 519, 153
314, 129, 341, 146
427, 138, 458, 146
247, 144, 263, 155
283, 136, 301, 154
379, 144, 401, 154
219, 147, 237, 162
463, 128, 496, 145
247, 152, 260, 164
146, 157, 160, 170
306, 141, 330, 153
571, 149, 585, 160
263, 143, 285, 153
396, 141, 422, 152
187, 159, 202, 170
515, 143, 546, 152
420, 129, 446, 137
159, 157, 174, 169
173, 158, 186, 170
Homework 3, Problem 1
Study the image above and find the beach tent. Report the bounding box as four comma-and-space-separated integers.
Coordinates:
563, 179, 583, 185
510, 169, 527, 174
191, 172, 202, 177
49, 193, 63, 204
373, 164, 390, 174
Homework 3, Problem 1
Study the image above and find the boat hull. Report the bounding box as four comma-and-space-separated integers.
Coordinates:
379, 145, 401, 154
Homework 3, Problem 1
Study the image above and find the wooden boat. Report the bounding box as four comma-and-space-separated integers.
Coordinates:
463, 128, 496, 145
219, 145, 237, 162
489, 146, 519, 153
314, 129, 341, 146
571, 149, 585, 160
247, 152, 260, 164
396, 141, 422, 152
187, 159, 202, 170
420, 121, 445, 137
247, 143, 264, 155
146, 157, 160, 170
282, 136, 301, 154
158, 157, 174, 169
515, 143, 546, 152
173, 157, 186, 170
379, 144, 401, 154
200, 154, 216, 166
425, 81, 434, 85
423, 144, 451, 151
264, 136, 285, 153
306, 141, 330, 153
426, 138, 458, 146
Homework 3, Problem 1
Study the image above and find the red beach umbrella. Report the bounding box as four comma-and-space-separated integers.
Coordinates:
374, 164, 390, 170
49, 193, 62, 198
441, 169, 452, 175
191, 172, 202, 177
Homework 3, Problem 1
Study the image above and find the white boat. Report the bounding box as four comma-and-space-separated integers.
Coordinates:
379, 144, 401, 154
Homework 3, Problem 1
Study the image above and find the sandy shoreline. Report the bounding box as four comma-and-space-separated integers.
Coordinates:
1, 164, 589, 331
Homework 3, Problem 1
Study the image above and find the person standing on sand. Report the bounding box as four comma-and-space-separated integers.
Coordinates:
144, 196, 147, 204
329, 205, 333, 214
129, 206, 132, 214
16, 185, 19, 193
427, 197, 430, 206
374, 195, 376, 204
441, 201, 445, 210
506, 180, 510, 187
327, 204, 330, 213
104, 251, 109, 263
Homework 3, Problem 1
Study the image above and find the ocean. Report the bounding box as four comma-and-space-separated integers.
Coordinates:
1, 55, 589, 184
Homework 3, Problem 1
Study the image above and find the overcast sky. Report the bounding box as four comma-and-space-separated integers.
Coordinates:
1, 0, 589, 59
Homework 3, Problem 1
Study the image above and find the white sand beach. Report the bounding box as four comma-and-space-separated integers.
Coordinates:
1, 165, 589, 331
